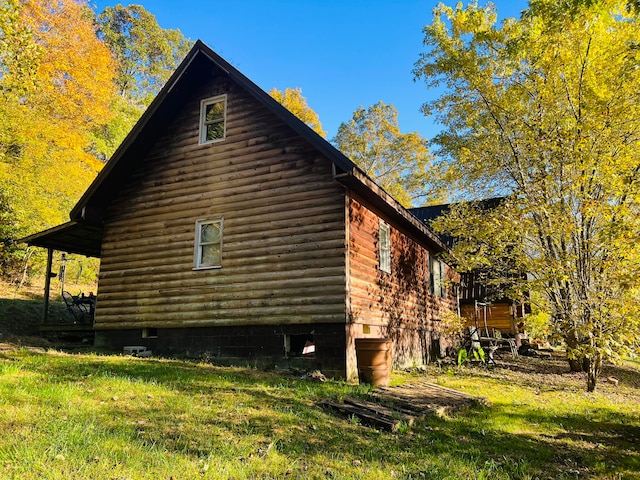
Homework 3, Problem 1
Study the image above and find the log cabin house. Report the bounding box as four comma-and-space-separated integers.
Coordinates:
22, 40, 457, 381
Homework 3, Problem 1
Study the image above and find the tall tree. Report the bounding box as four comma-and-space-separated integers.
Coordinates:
0, 0, 116, 235
93, 4, 192, 159
0, 0, 116, 282
414, 0, 640, 390
97, 4, 192, 108
333, 102, 433, 207
269, 87, 326, 137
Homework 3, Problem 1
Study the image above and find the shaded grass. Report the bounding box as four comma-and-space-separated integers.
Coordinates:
0, 279, 96, 339
0, 349, 639, 479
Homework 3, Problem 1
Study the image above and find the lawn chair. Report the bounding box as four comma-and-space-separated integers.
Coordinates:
480, 328, 518, 361
62, 291, 91, 324
464, 326, 498, 365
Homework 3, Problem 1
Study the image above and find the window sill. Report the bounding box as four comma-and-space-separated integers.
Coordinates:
198, 137, 226, 145
192, 265, 222, 271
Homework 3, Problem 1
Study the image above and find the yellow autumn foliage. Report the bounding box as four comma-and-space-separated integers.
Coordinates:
269, 87, 326, 138
0, 0, 116, 233
416, 0, 640, 391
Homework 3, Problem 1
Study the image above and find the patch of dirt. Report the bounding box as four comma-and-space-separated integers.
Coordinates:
434, 350, 639, 397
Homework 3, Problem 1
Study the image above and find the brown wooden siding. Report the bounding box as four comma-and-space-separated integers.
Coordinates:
460, 302, 516, 335
95, 76, 347, 329
347, 195, 457, 336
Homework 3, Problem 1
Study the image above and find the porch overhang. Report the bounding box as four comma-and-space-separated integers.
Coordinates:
19, 221, 103, 258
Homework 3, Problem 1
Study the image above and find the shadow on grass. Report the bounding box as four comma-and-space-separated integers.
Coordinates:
0, 298, 70, 336
5, 349, 639, 479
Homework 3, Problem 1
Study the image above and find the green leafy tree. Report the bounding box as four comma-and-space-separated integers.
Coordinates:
0, 191, 26, 282
93, 4, 192, 160
97, 4, 192, 107
333, 102, 433, 207
269, 87, 326, 137
414, 0, 640, 390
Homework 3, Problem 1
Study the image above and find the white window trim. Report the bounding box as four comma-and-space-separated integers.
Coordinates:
379, 221, 391, 273
193, 217, 223, 270
199, 95, 227, 144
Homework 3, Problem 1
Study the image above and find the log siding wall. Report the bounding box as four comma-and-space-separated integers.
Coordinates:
95, 74, 347, 330
346, 195, 457, 373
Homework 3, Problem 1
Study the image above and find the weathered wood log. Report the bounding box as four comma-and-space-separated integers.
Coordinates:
320, 400, 404, 432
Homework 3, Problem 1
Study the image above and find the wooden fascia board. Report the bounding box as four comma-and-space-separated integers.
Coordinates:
334, 168, 450, 254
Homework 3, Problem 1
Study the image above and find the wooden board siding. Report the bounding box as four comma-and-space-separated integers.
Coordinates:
460, 302, 515, 335
95, 75, 347, 329
346, 195, 457, 372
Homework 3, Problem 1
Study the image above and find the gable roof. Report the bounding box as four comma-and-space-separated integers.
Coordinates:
23, 40, 448, 255
70, 40, 356, 223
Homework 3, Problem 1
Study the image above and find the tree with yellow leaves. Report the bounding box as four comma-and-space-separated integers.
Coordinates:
269, 87, 326, 138
0, 0, 116, 277
414, 0, 640, 391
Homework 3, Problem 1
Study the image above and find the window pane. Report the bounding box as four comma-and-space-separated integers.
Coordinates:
429, 257, 444, 297
379, 223, 391, 273
200, 244, 221, 266
205, 101, 224, 121
200, 96, 227, 144
195, 218, 223, 268
206, 122, 224, 141
200, 222, 220, 243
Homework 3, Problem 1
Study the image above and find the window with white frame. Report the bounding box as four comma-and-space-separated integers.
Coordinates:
379, 221, 391, 273
199, 95, 227, 144
429, 254, 445, 297
194, 217, 223, 269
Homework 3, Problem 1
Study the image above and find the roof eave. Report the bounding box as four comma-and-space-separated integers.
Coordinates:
19, 221, 103, 258
334, 168, 450, 253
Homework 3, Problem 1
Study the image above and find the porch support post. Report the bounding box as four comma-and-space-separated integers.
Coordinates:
43, 247, 53, 325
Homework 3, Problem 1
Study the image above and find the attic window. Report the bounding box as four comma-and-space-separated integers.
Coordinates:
194, 217, 223, 269
199, 95, 227, 144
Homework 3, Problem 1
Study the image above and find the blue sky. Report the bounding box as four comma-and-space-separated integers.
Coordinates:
92, 1, 528, 142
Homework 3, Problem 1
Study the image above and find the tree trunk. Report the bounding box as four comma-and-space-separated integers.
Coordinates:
585, 353, 602, 392
568, 358, 584, 372
564, 330, 584, 372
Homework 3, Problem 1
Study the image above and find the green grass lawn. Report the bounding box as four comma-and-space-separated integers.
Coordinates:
0, 347, 638, 480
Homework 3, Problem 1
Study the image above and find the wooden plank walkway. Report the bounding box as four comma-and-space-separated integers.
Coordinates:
322, 382, 486, 431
